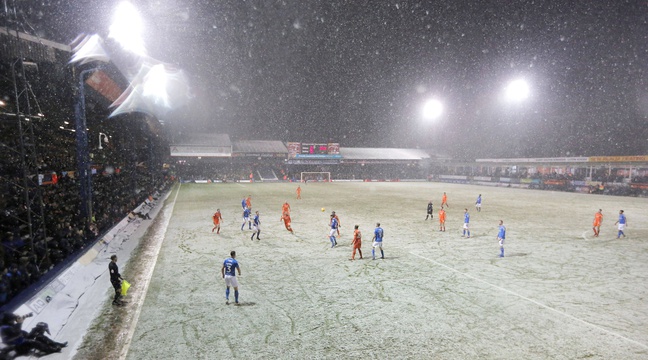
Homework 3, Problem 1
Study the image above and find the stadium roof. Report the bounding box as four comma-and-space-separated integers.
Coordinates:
172, 133, 231, 147
233, 140, 288, 154
340, 147, 430, 160
169, 133, 232, 157
476, 156, 648, 167
0, 26, 70, 63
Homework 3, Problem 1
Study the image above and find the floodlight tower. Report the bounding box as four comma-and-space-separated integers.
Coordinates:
74, 1, 147, 223
419, 98, 444, 150
74, 67, 100, 223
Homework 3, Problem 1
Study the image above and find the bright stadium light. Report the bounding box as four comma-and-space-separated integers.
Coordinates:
108, 1, 146, 55
422, 99, 443, 120
142, 64, 170, 107
505, 79, 530, 102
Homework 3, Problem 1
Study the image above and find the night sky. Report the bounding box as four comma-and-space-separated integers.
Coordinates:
7, 0, 648, 158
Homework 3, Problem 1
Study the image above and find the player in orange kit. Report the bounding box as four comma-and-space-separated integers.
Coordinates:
350, 225, 363, 260
245, 195, 252, 209
438, 207, 446, 232
593, 209, 603, 237
296, 186, 302, 199
212, 209, 223, 234
280, 211, 294, 233
441, 192, 449, 208
282, 201, 291, 215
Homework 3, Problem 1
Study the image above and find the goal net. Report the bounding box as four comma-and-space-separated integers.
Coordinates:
300, 172, 331, 182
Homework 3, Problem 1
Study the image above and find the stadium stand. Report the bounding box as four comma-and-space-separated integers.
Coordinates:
0, 30, 173, 310
257, 168, 278, 181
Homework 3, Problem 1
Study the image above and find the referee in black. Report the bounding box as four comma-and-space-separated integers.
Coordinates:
425, 201, 434, 220
109, 255, 124, 306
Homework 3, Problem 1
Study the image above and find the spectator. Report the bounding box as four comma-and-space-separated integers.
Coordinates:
0, 312, 61, 356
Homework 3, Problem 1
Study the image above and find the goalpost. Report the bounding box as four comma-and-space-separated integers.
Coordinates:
300, 172, 331, 182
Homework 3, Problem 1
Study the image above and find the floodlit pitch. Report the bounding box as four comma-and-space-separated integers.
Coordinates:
93, 182, 648, 359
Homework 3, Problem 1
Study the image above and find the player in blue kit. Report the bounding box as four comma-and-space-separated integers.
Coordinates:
329, 214, 339, 247
241, 208, 252, 230
497, 220, 506, 257
614, 210, 627, 238
371, 223, 384, 260
221, 251, 241, 305
475, 194, 482, 212
251, 211, 261, 240
241, 197, 247, 210
462, 209, 471, 238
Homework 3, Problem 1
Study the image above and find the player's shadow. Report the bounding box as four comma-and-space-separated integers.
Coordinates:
505, 252, 529, 257
232, 302, 256, 307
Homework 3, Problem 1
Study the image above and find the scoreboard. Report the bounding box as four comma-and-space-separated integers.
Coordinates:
301, 143, 329, 155
287, 142, 341, 159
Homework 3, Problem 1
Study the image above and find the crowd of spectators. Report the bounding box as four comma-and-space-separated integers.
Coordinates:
175, 161, 255, 182
430, 165, 643, 184
0, 114, 172, 307
428, 165, 648, 197
173, 161, 425, 183
172, 160, 648, 196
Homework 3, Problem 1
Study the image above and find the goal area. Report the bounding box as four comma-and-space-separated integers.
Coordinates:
300, 172, 331, 182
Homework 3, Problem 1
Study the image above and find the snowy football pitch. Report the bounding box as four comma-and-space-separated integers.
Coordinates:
121, 182, 647, 359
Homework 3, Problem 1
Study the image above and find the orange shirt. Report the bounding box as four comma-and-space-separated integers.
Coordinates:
593, 212, 603, 226
281, 212, 291, 223
442, 194, 447, 203
212, 211, 222, 224
296, 187, 301, 194
353, 229, 362, 246
439, 210, 446, 222
282, 203, 290, 214
246, 197, 252, 208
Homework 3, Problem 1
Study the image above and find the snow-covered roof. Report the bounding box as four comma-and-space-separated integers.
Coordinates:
172, 133, 232, 147
340, 147, 430, 160
233, 140, 288, 154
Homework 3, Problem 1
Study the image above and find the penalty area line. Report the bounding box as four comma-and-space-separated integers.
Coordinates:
410, 251, 648, 351
118, 183, 182, 360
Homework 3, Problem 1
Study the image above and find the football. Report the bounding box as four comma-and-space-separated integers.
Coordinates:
321, 207, 325, 212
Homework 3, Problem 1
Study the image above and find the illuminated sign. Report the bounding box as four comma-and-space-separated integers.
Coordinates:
291, 143, 342, 159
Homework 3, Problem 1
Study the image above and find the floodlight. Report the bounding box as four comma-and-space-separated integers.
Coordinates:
422, 99, 443, 120
108, 1, 146, 55
142, 64, 170, 107
505, 79, 530, 102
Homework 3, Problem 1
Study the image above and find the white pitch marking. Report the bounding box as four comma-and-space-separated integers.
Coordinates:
119, 183, 182, 359
410, 251, 648, 350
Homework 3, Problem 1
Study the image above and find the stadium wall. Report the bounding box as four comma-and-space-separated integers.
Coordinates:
3, 192, 169, 342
